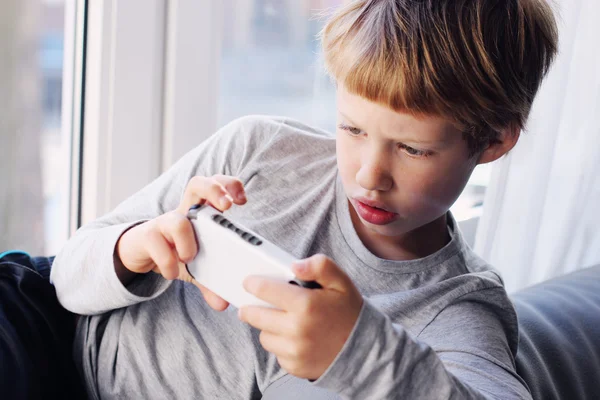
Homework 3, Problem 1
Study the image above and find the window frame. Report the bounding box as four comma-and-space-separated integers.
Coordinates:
62, 0, 87, 237
79, 0, 222, 226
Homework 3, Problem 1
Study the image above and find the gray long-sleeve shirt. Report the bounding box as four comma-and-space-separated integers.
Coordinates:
51, 116, 531, 399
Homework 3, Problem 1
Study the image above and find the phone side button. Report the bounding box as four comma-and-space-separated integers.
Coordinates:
185, 264, 196, 280
295, 280, 322, 289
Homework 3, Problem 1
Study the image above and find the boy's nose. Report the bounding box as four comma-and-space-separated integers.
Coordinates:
356, 161, 393, 192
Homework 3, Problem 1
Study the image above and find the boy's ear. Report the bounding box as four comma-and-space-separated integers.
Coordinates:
477, 124, 521, 165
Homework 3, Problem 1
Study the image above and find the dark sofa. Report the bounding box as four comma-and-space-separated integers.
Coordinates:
512, 264, 600, 400
1, 251, 599, 399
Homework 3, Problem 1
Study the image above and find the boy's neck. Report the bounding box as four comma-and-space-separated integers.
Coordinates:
349, 203, 451, 261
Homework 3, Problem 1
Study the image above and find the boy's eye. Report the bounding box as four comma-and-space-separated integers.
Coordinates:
398, 143, 430, 158
338, 123, 363, 136
338, 123, 431, 158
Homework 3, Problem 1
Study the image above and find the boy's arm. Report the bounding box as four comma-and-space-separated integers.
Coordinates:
311, 287, 531, 400
50, 116, 274, 315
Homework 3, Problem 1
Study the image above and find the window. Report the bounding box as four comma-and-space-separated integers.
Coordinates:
219, 0, 339, 132
450, 163, 492, 221
0, 0, 82, 256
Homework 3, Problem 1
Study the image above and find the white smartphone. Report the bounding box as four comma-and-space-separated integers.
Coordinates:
185, 204, 320, 309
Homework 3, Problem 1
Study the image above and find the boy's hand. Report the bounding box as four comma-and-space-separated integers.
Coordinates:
238, 254, 363, 381
116, 175, 247, 311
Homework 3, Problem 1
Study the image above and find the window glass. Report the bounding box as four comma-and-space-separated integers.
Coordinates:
0, 0, 71, 256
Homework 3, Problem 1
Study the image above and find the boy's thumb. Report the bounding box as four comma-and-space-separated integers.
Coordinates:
292, 254, 353, 292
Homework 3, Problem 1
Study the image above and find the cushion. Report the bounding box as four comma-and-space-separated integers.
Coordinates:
512, 264, 600, 400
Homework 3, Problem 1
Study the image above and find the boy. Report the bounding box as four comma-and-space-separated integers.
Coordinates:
51, 0, 558, 398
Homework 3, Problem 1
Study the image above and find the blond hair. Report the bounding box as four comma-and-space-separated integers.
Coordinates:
320, 0, 559, 153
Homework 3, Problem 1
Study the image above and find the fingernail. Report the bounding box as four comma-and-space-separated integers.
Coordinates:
243, 276, 259, 293
220, 195, 232, 208
293, 260, 307, 273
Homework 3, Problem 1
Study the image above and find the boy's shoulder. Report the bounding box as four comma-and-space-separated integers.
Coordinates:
221, 115, 337, 172
225, 114, 335, 148
459, 243, 506, 288
193, 115, 336, 179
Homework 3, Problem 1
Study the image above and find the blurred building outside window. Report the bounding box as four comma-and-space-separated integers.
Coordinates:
0, 0, 70, 256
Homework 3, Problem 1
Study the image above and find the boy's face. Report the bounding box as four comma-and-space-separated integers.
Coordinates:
336, 84, 479, 239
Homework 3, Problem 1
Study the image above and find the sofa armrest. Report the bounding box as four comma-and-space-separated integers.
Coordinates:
511, 264, 600, 400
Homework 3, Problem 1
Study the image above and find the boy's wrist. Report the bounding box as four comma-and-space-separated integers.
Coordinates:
114, 249, 139, 287
310, 299, 387, 394
113, 221, 148, 286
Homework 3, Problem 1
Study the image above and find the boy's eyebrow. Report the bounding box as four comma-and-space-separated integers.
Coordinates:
338, 112, 362, 128
338, 111, 450, 147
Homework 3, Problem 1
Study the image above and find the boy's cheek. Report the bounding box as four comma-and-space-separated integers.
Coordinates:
335, 139, 359, 174
423, 168, 475, 212
401, 177, 464, 217
336, 139, 472, 221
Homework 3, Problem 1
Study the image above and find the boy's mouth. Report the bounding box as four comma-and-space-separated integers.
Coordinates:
353, 197, 398, 225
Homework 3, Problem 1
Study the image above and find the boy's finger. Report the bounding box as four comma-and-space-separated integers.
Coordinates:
238, 306, 289, 335
146, 229, 179, 280
212, 175, 247, 204
194, 281, 230, 311
178, 176, 232, 214
158, 212, 198, 263
258, 331, 295, 361
173, 257, 229, 311
243, 276, 307, 311
292, 254, 354, 293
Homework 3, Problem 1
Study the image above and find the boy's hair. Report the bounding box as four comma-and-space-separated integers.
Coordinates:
320, 0, 559, 154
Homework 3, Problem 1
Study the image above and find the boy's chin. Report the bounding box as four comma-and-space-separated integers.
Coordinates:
361, 218, 410, 237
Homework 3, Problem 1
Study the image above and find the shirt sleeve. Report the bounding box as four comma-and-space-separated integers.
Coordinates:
311, 287, 531, 400
50, 116, 276, 315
